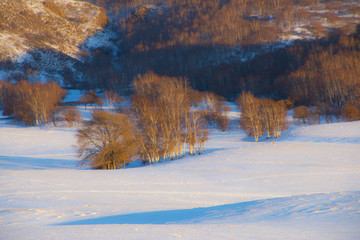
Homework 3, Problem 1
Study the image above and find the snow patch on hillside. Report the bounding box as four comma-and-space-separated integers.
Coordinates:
0, 32, 30, 62
82, 28, 119, 56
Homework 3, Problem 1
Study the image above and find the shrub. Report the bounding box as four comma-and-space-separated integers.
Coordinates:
77, 110, 138, 169
200, 92, 230, 131
80, 90, 103, 108
61, 107, 83, 127
341, 104, 360, 121
103, 90, 125, 108
293, 106, 310, 124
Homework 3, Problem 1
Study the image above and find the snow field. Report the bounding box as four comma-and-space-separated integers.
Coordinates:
0, 107, 359, 239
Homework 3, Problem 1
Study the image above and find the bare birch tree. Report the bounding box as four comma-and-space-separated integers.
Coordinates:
237, 92, 264, 142
1, 80, 66, 125
131, 71, 209, 163
103, 90, 125, 108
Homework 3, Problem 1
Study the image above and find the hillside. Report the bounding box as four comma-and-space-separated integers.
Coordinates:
116, 0, 360, 48
1, 2, 360, 239
83, 0, 360, 103
0, 0, 360, 108
0, 0, 107, 61
0, 0, 109, 86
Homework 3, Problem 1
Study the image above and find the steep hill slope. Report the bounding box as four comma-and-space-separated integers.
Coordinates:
0, 0, 107, 61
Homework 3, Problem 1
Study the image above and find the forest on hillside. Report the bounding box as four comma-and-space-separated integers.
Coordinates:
1, 0, 359, 116
79, 0, 360, 113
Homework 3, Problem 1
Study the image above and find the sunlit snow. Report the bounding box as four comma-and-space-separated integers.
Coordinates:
0, 104, 359, 239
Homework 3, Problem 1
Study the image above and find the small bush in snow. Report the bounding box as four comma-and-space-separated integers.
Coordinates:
61, 107, 83, 127
77, 110, 138, 169
341, 104, 360, 121
293, 106, 310, 125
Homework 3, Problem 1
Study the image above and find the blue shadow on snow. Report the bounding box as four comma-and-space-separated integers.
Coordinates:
56, 191, 360, 226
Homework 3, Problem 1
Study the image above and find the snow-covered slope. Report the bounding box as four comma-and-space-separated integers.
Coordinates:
0, 0, 107, 61
0, 111, 359, 239
0, 0, 112, 85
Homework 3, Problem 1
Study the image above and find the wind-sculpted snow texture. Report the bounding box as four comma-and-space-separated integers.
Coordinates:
0, 109, 359, 239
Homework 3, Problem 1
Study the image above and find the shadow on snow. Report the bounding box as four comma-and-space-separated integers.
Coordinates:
0, 155, 77, 170
56, 192, 359, 226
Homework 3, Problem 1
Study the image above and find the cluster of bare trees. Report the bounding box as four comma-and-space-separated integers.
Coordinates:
237, 92, 288, 142
284, 49, 360, 110
293, 103, 360, 125
76, 72, 214, 169
275, 33, 360, 116
131, 72, 209, 163
197, 92, 231, 131
293, 105, 326, 125
293, 106, 311, 125
0, 80, 66, 125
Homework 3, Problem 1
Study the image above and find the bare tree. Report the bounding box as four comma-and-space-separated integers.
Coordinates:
0, 81, 6, 108
293, 106, 310, 125
197, 128, 209, 154
80, 90, 103, 109
261, 99, 277, 139
76, 110, 138, 169
309, 106, 321, 125
261, 99, 288, 139
271, 100, 288, 138
185, 111, 205, 155
132, 94, 162, 163
103, 90, 125, 108
61, 107, 83, 127
237, 92, 264, 142
318, 103, 333, 124
199, 92, 230, 131
341, 103, 360, 121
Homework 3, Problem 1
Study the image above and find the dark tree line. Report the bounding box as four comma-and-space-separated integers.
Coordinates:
75, 0, 360, 120
2, 0, 359, 116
